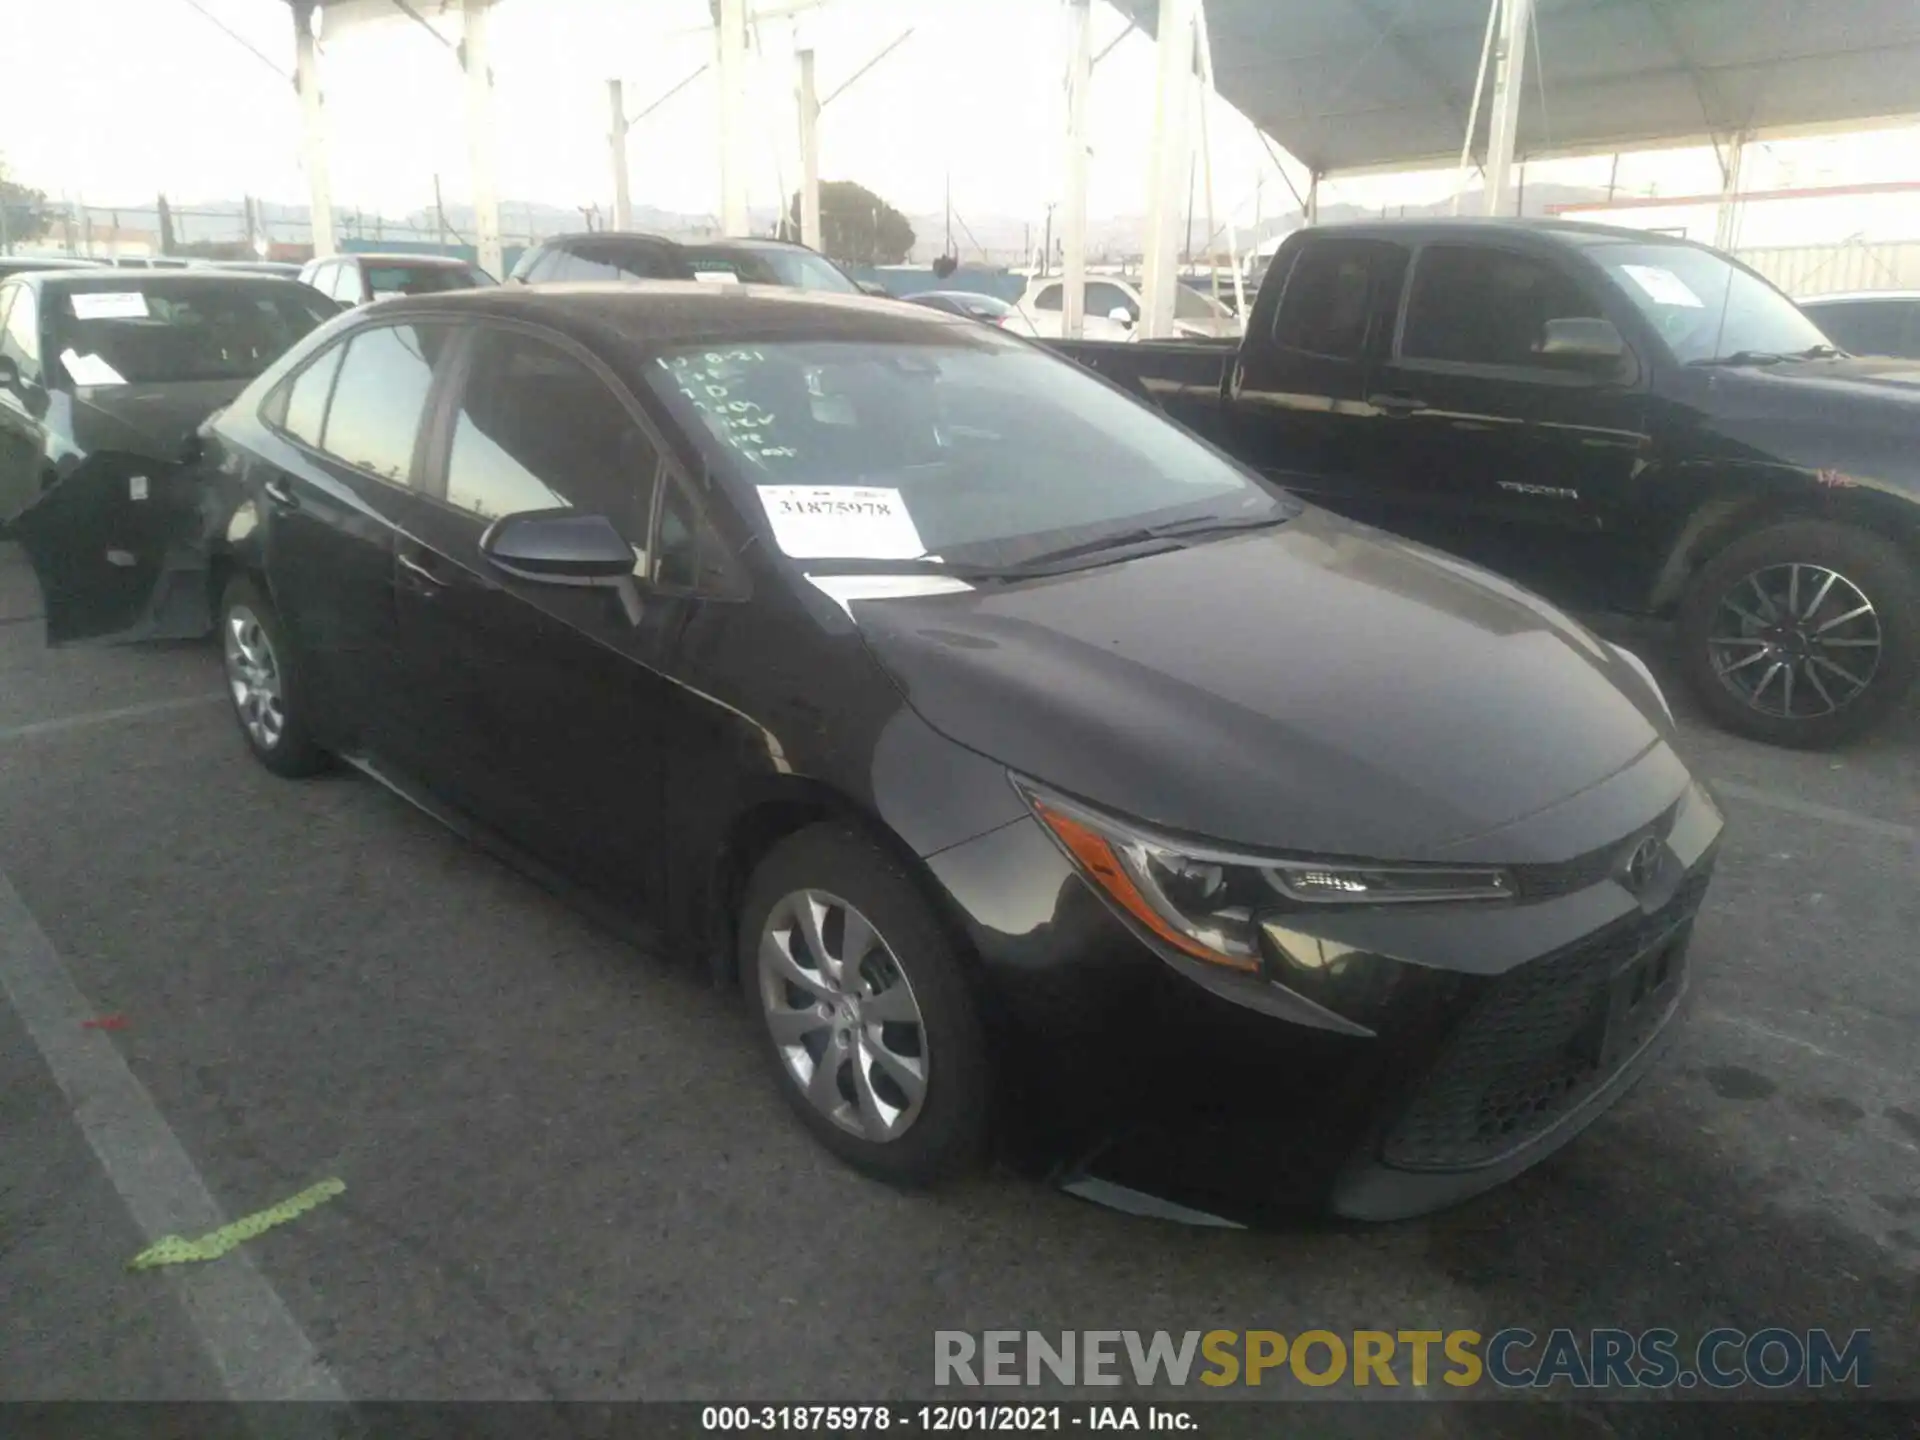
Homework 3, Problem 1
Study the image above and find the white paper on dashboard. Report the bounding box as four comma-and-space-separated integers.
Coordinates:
60, 349, 128, 386
806, 573, 974, 617
1620, 265, 1704, 309
69, 291, 150, 320
757, 485, 926, 560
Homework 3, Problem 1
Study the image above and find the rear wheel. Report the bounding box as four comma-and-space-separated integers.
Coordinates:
1678, 520, 1919, 749
739, 823, 990, 1186
219, 576, 327, 777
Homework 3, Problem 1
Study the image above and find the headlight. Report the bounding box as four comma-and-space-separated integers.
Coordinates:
1017, 781, 1515, 974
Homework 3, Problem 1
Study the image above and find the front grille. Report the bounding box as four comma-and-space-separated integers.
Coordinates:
1380, 870, 1710, 1173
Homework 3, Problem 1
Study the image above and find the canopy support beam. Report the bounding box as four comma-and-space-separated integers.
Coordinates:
1140, 0, 1196, 340
1062, 0, 1093, 338
292, 0, 336, 259
461, 0, 503, 278
1483, 0, 1535, 216
716, 0, 750, 235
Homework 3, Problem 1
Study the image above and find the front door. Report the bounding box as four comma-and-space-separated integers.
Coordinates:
390, 321, 680, 904
1363, 241, 1652, 608
1221, 235, 1410, 524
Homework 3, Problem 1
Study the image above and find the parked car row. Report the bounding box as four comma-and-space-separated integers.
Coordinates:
5, 276, 1720, 1225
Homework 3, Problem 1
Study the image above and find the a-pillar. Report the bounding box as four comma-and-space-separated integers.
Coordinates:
1138, 0, 1196, 340
292, 0, 336, 259
462, 0, 504, 278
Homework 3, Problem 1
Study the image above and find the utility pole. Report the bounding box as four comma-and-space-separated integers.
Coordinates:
609, 79, 633, 230
797, 51, 821, 248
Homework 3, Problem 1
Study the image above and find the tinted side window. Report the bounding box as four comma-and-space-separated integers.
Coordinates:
1, 285, 42, 380
654, 477, 733, 593
559, 241, 687, 283
1272, 239, 1408, 359
1032, 284, 1063, 312
1402, 244, 1603, 368
445, 327, 659, 540
319, 323, 443, 483
331, 264, 365, 305
1807, 302, 1904, 357
277, 344, 346, 445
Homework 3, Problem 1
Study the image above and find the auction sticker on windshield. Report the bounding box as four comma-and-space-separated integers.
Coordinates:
69, 291, 151, 320
59, 349, 127, 386
1620, 265, 1704, 309
758, 485, 926, 560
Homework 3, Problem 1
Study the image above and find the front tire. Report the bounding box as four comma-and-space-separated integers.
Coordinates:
1678, 520, 1919, 749
739, 823, 991, 1186
219, 576, 327, 777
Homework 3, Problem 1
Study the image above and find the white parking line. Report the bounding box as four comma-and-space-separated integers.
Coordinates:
1699, 1009, 1920, 1103
1710, 778, 1918, 848
0, 867, 347, 1402
0, 693, 225, 746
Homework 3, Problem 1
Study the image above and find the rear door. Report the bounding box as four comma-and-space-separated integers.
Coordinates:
1364, 240, 1651, 607
386, 320, 685, 899
251, 317, 457, 750
1222, 234, 1410, 520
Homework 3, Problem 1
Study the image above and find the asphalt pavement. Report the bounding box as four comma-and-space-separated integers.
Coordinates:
1, 540, 1915, 1434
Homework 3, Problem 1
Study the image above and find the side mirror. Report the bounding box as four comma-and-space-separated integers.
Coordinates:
0, 356, 17, 391
857, 281, 891, 297
1537, 317, 1627, 368
1108, 306, 1136, 328
479, 510, 636, 585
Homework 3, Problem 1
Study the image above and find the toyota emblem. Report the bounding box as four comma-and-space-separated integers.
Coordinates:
1623, 838, 1664, 894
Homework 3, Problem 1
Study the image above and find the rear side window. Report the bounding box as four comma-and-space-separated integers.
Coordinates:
1, 284, 42, 382
1031, 284, 1063, 312
317, 323, 445, 484
1806, 300, 1917, 359
555, 241, 689, 283
1272, 239, 1408, 359
1085, 282, 1139, 321
1402, 244, 1603, 368
277, 344, 345, 446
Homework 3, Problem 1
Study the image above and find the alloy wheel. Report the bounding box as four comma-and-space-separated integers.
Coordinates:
223, 604, 286, 750
1706, 563, 1882, 720
757, 888, 929, 1143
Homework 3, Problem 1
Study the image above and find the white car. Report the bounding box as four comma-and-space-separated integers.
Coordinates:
1015, 275, 1242, 341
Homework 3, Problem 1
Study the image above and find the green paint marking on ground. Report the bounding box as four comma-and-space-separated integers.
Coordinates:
127, 1178, 345, 1270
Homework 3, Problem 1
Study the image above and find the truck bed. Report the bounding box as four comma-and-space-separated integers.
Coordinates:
1040, 337, 1235, 442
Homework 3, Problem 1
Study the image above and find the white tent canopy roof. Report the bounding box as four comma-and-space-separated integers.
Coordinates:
1109, 0, 1920, 176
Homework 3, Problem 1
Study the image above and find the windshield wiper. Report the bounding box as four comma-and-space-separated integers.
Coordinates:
1796, 344, 1846, 360
1688, 350, 1790, 369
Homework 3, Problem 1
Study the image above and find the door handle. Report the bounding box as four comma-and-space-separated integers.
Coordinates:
396, 551, 449, 589
262, 477, 299, 509
1367, 392, 1426, 418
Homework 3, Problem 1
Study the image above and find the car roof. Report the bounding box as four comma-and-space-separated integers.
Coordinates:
909, 290, 1011, 305
341, 253, 479, 267
532, 231, 679, 250
364, 279, 984, 352
17, 268, 320, 295
689, 237, 817, 254
0, 256, 105, 272
1798, 291, 1920, 305
1289, 216, 1725, 251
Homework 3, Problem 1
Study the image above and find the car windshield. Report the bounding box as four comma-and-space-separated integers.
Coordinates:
48, 281, 336, 386
1173, 285, 1230, 321
951, 295, 1012, 319
646, 337, 1292, 570
1589, 242, 1831, 364
685, 247, 861, 294
366, 263, 492, 295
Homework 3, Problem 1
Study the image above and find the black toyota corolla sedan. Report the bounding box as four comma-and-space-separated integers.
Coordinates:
20, 282, 1722, 1222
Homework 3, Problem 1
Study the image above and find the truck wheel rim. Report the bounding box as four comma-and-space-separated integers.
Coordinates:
1707, 563, 1881, 720
223, 605, 286, 750
757, 889, 928, 1143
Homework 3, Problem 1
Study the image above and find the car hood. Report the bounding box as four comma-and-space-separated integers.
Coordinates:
69, 379, 248, 463
847, 508, 1673, 863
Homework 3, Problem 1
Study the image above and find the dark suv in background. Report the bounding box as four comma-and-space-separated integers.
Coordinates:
299, 252, 496, 308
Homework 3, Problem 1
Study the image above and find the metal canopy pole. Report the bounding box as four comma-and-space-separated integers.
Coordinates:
292, 0, 336, 258
797, 49, 822, 249
462, 0, 504, 278
717, 0, 751, 236
609, 79, 633, 230
1191, 0, 1243, 319
1062, 0, 1093, 339
1483, 0, 1535, 216
1452, 0, 1501, 215
1140, 0, 1196, 340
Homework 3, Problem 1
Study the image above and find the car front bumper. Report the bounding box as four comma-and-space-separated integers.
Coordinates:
923, 778, 1723, 1224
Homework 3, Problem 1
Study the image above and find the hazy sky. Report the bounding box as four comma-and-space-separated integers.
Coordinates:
2, 0, 1917, 250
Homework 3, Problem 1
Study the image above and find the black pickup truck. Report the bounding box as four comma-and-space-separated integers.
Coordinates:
1045, 218, 1920, 749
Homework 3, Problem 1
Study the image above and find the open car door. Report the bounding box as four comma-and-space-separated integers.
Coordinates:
9, 448, 216, 646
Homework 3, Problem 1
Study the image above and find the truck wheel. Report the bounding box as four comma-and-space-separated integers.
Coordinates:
1678, 520, 1919, 749
740, 823, 991, 1187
